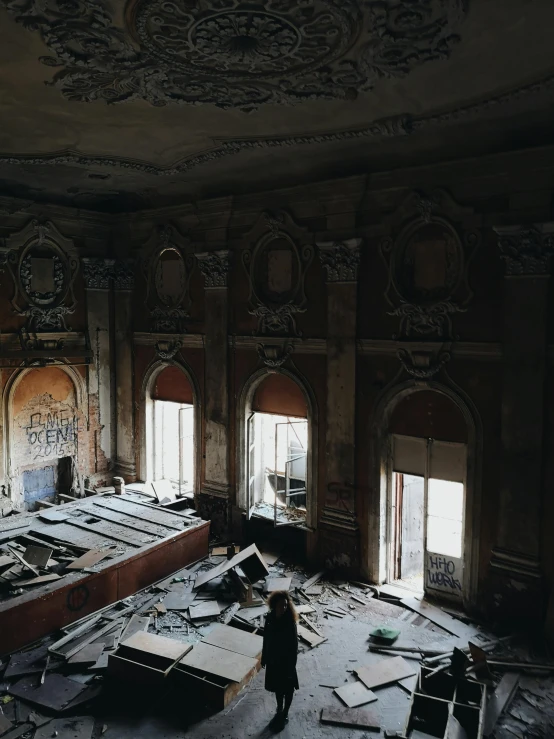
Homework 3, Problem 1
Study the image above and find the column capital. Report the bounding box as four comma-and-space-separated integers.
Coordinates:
494, 223, 554, 276
317, 238, 362, 283
196, 250, 230, 288
113, 259, 135, 291
81, 257, 115, 290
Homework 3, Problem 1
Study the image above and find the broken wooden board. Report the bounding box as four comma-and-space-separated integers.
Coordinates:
194, 543, 269, 589
164, 592, 196, 611
119, 615, 150, 643
0, 555, 15, 573
379, 582, 423, 600
9, 674, 86, 712
68, 643, 105, 666
39, 509, 71, 523
320, 707, 380, 731
305, 585, 323, 596
66, 549, 113, 570
237, 604, 268, 621
4, 644, 50, 679
295, 604, 316, 615
34, 716, 94, 739
446, 715, 469, 739
22, 545, 53, 568
261, 550, 280, 565
399, 596, 477, 639
264, 577, 292, 593
118, 632, 192, 671
201, 624, 263, 659
189, 601, 221, 620
17, 573, 62, 587
334, 681, 378, 708
356, 656, 416, 691
398, 674, 418, 694
297, 624, 326, 648
179, 642, 258, 683
301, 570, 325, 590
484, 672, 520, 737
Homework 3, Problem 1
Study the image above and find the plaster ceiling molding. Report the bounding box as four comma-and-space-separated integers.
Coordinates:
493, 223, 554, 276
0, 0, 467, 110
5, 219, 79, 332
242, 210, 313, 336
379, 188, 480, 340
142, 224, 194, 332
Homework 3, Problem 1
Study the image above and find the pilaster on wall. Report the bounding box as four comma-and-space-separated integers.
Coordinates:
490, 223, 554, 621
196, 250, 231, 534
113, 260, 137, 482
82, 258, 114, 483
317, 239, 361, 571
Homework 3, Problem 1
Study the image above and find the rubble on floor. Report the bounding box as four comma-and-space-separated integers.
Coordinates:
2, 546, 554, 738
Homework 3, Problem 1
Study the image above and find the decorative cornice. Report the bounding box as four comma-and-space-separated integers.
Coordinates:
317, 238, 362, 283
113, 259, 135, 291
494, 223, 554, 276
81, 257, 115, 290
196, 250, 230, 288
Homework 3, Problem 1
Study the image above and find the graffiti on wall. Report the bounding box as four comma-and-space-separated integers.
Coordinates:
15, 393, 78, 467
425, 552, 463, 596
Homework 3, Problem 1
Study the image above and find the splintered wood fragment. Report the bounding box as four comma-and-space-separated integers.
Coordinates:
351, 594, 366, 605
484, 672, 520, 736
324, 609, 344, 618
301, 571, 325, 591
320, 707, 380, 731
334, 682, 377, 708
297, 624, 326, 648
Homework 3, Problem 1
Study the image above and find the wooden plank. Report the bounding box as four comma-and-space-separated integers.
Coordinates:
297, 624, 326, 648
88, 501, 179, 536
194, 544, 269, 589
264, 577, 291, 593
355, 656, 416, 690
398, 674, 418, 693
399, 596, 477, 639
35, 716, 94, 739
295, 605, 316, 615
118, 632, 191, 671
23, 546, 53, 567
334, 682, 377, 708
120, 615, 150, 643
7, 546, 39, 576
320, 707, 380, 731
4, 645, 49, 678
17, 573, 61, 587
189, 601, 221, 620
484, 672, 519, 737
66, 549, 113, 570
301, 571, 325, 591
0, 725, 33, 739
164, 592, 196, 611
202, 624, 263, 658
39, 509, 70, 523
179, 642, 258, 683
9, 674, 85, 712
68, 643, 105, 665
119, 494, 194, 521
62, 518, 149, 548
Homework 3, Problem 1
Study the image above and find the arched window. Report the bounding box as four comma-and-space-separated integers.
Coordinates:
238, 370, 316, 530
145, 364, 196, 497
386, 390, 469, 600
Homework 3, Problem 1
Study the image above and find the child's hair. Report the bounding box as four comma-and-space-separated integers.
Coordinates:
267, 590, 298, 622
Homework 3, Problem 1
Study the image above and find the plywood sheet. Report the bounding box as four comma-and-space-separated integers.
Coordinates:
355, 656, 416, 690
194, 544, 269, 589
120, 615, 150, 642
9, 674, 85, 712
297, 624, 326, 648
39, 509, 70, 523
202, 624, 263, 658
66, 549, 113, 570
164, 592, 196, 611
320, 707, 380, 730
119, 632, 190, 667
23, 545, 53, 567
68, 643, 105, 665
264, 577, 291, 593
189, 601, 221, 620
295, 605, 316, 615
17, 573, 61, 587
399, 596, 478, 639
180, 642, 258, 683
334, 681, 377, 708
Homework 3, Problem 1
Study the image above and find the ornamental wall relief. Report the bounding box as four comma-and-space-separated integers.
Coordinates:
5, 220, 79, 334
378, 189, 480, 366
0, 0, 467, 110
242, 210, 313, 336
142, 225, 194, 333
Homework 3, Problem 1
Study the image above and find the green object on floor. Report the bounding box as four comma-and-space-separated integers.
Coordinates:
369, 627, 400, 644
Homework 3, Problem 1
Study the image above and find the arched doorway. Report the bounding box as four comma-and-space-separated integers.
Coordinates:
142, 362, 199, 497
237, 369, 317, 530
4, 365, 85, 509
370, 382, 481, 607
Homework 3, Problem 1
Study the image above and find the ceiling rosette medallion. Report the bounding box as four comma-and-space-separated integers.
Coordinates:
1, 0, 467, 110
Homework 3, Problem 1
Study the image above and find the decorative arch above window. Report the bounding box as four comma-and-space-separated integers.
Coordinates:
142, 224, 195, 333
5, 219, 79, 332
242, 210, 313, 336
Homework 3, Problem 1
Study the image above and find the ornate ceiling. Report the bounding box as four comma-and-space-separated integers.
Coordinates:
0, 0, 553, 211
